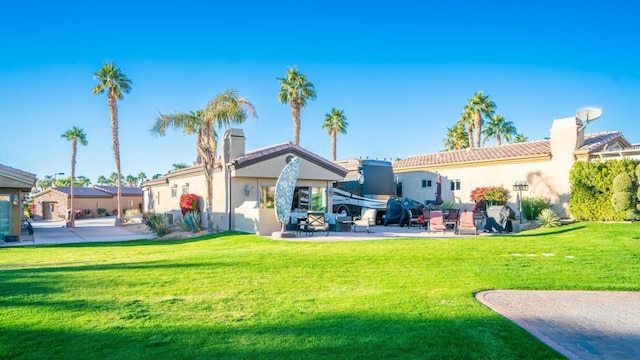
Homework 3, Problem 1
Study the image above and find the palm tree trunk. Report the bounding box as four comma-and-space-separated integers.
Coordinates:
496, 134, 502, 146
291, 99, 301, 145
474, 110, 482, 148
467, 126, 474, 149
108, 93, 123, 226
331, 131, 337, 161
68, 141, 77, 228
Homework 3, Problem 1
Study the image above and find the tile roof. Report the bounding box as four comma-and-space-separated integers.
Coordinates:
394, 131, 624, 169
232, 142, 348, 177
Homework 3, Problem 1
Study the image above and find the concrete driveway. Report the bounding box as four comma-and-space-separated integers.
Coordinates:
9, 217, 153, 246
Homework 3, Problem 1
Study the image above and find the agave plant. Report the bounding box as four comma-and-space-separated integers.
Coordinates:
537, 208, 560, 228
176, 211, 202, 233
145, 214, 170, 236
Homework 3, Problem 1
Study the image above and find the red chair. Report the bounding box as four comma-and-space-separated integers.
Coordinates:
428, 210, 446, 233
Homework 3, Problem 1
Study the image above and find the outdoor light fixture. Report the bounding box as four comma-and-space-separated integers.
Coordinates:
512, 181, 529, 223
244, 184, 251, 196
11, 194, 19, 206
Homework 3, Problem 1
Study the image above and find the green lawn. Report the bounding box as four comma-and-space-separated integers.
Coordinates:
1, 222, 639, 359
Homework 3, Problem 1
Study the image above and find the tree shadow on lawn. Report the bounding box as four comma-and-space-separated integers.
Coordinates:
2, 311, 566, 359
33, 231, 251, 249
510, 224, 587, 238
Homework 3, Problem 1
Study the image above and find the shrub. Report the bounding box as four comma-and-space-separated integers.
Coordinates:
179, 193, 199, 215
97, 208, 108, 217
124, 209, 140, 223
613, 172, 634, 192
521, 196, 548, 221
612, 191, 634, 212
176, 211, 201, 233
470, 186, 509, 211
537, 208, 560, 228
439, 200, 456, 210
145, 214, 170, 237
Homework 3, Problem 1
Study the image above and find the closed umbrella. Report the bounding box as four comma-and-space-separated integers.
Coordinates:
435, 173, 443, 205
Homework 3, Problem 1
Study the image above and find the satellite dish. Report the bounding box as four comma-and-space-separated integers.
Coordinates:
576, 107, 602, 124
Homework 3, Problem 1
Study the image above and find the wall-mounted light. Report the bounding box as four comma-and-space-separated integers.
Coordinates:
244, 184, 251, 196
11, 194, 19, 206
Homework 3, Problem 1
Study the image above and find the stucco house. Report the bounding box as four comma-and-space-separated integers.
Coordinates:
142, 129, 348, 235
0, 164, 36, 241
33, 185, 143, 220
393, 116, 640, 218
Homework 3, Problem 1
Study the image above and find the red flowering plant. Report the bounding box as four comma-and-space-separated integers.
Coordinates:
180, 193, 200, 215
470, 186, 509, 212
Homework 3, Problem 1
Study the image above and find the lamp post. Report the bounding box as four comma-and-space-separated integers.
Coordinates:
512, 181, 529, 223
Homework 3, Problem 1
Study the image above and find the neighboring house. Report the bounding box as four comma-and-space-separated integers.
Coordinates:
33, 185, 143, 220
394, 116, 640, 218
142, 128, 348, 235
0, 164, 36, 241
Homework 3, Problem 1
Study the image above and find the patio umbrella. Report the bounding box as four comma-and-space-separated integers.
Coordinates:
435, 173, 443, 205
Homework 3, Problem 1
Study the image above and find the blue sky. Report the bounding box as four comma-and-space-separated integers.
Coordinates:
1, 1, 639, 184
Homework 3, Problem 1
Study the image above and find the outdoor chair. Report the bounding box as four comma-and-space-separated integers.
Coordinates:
305, 211, 329, 236
421, 209, 431, 229
457, 211, 477, 235
352, 208, 376, 232
428, 210, 446, 233
444, 209, 460, 233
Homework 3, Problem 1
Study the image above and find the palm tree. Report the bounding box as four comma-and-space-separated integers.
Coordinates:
513, 133, 528, 143
482, 114, 517, 146
277, 67, 316, 145
125, 174, 137, 187
92, 61, 132, 225
151, 110, 205, 164
137, 172, 148, 186
150, 89, 257, 232
107, 172, 119, 186
460, 105, 474, 148
61, 126, 88, 228
467, 91, 496, 148
96, 175, 107, 185
76, 175, 91, 187
172, 163, 189, 171
321, 108, 348, 161
443, 121, 470, 150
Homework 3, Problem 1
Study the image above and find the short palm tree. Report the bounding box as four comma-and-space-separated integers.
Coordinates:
277, 67, 316, 145
150, 89, 257, 232
482, 114, 517, 145
513, 133, 528, 143
96, 175, 107, 185
137, 172, 148, 185
61, 126, 88, 228
91, 61, 132, 225
467, 91, 496, 148
125, 175, 137, 187
321, 108, 348, 161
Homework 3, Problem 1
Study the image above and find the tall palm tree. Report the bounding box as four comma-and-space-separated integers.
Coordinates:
91, 61, 132, 225
150, 89, 257, 232
277, 67, 316, 145
443, 121, 470, 150
460, 105, 474, 148
321, 108, 348, 161
467, 91, 496, 148
151, 110, 205, 164
96, 175, 107, 185
482, 114, 517, 145
61, 126, 88, 228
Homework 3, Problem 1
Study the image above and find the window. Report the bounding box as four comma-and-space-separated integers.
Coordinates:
421, 179, 432, 188
182, 186, 189, 195
291, 186, 327, 211
396, 182, 403, 197
450, 179, 461, 191
156, 192, 160, 205
171, 186, 177, 198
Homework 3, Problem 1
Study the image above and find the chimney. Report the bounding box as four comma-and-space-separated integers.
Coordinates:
222, 128, 246, 164
549, 116, 585, 156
